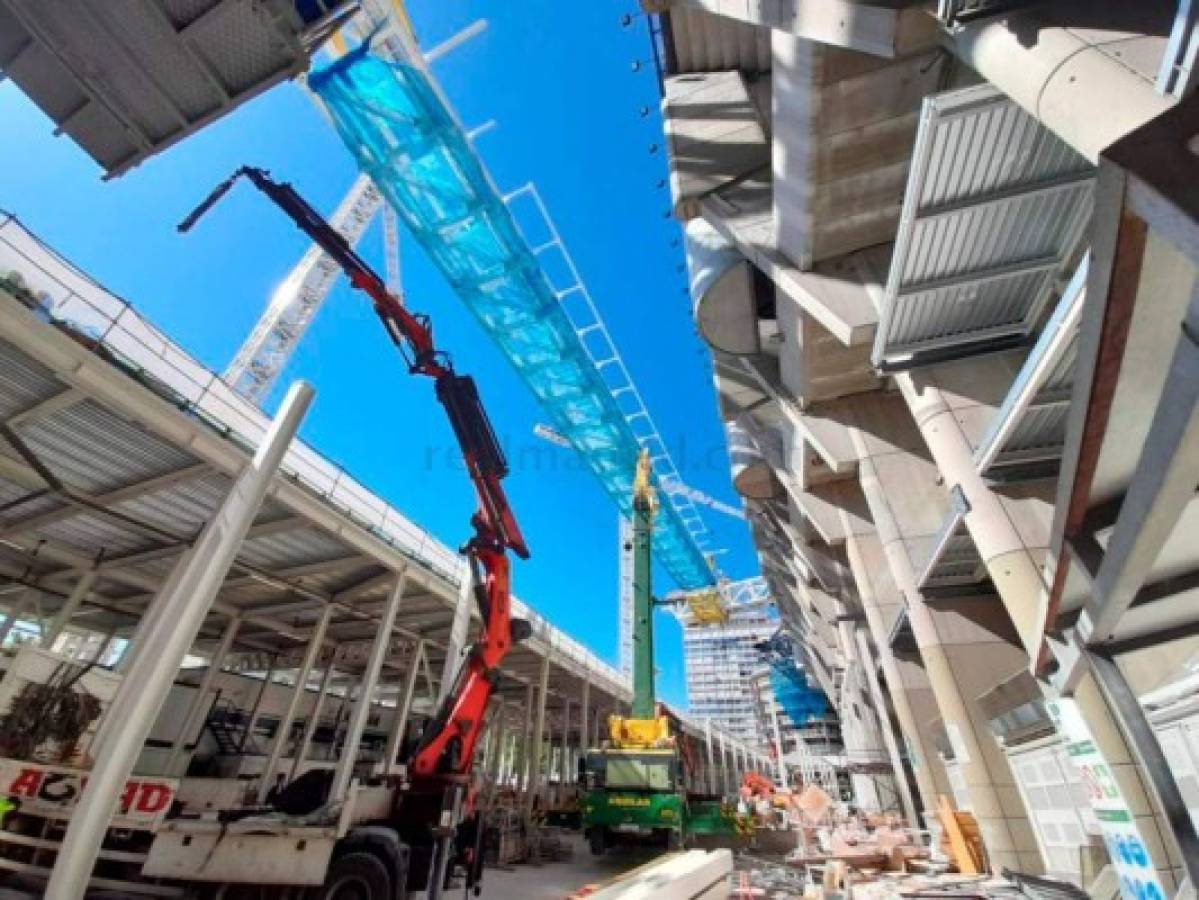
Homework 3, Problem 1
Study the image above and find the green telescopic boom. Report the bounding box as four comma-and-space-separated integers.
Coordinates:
631, 451, 657, 720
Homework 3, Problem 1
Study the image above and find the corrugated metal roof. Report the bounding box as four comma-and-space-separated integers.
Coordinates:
875, 84, 1095, 367
0, 0, 347, 176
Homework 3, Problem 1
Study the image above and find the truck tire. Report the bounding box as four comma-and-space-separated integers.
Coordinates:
308, 851, 392, 900
588, 827, 607, 856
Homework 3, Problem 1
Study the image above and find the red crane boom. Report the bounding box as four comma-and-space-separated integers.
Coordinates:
180, 167, 529, 783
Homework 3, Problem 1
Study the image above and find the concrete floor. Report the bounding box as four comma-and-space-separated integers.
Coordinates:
478, 834, 659, 900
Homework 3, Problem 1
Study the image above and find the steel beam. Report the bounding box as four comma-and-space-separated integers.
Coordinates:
165, 614, 240, 777
1080, 289, 1199, 645
382, 638, 423, 774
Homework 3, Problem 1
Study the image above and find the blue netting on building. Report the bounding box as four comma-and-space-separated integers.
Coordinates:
770, 661, 828, 724
310, 48, 713, 589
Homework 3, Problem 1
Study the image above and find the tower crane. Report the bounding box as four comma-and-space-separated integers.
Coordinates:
223, 174, 385, 403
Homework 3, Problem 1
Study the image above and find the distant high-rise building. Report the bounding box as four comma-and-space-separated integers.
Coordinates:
677, 578, 776, 747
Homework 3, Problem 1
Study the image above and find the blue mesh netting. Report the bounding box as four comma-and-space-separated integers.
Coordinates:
310, 48, 713, 590
770, 660, 829, 724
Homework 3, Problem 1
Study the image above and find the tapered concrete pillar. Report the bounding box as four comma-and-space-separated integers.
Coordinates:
45, 381, 313, 900
850, 400, 1043, 873
258, 605, 333, 801
382, 639, 423, 774
897, 370, 1050, 660
291, 649, 339, 781
704, 718, 716, 795
843, 525, 948, 817
331, 572, 405, 803
166, 614, 240, 776
44, 571, 96, 648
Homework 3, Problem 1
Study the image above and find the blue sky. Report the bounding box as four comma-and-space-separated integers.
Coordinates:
0, 0, 758, 707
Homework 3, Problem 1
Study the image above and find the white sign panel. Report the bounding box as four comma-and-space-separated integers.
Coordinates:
0, 758, 177, 829
1046, 699, 1166, 900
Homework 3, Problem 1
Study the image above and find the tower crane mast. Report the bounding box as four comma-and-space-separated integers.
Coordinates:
224, 174, 383, 402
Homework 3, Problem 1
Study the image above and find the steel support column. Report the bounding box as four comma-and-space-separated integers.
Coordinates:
45, 380, 313, 900
382, 638, 423, 774
258, 605, 333, 801
518, 682, 534, 797
438, 561, 473, 706
291, 649, 339, 781
331, 572, 405, 803
166, 614, 240, 776
527, 653, 550, 813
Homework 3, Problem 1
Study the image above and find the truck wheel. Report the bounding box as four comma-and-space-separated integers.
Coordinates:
588, 827, 607, 856
308, 852, 392, 900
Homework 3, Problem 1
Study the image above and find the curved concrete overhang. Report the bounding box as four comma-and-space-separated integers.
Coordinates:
726, 419, 783, 500
686, 217, 761, 356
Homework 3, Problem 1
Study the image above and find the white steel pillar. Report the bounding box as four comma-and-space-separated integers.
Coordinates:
438, 561, 473, 706
527, 653, 550, 813
518, 682, 534, 797
559, 699, 571, 797
166, 614, 241, 776
45, 381, 313, 900
331, 572, 405, 803
241, 655, 277, 753
579, 676, 591, 751
44, 571, 96, 648
291, 648, 339, 781
258, 605, 333, 801
382, 638, 423, 774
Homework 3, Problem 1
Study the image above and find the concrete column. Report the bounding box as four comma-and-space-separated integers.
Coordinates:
897, 371, 1050, 660
438, 561, 473, 706
382, 639, 423, 774
290, 648, 339, 781
44, 571, 96, 648
843, 525, 949, 817
0, 588, 34, 646
855, 628, 919, 827
257, 606, 332, 801
852, 411, 1043, 873
45, 381, 313, 900
769, 700, 786, 786
1071, 663, 1188, 890
331, 573, 404, 803
527, 654, 550, 812
166, 614, 240, 776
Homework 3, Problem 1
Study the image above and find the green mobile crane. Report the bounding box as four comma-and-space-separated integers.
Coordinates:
579, 450, 687, 854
